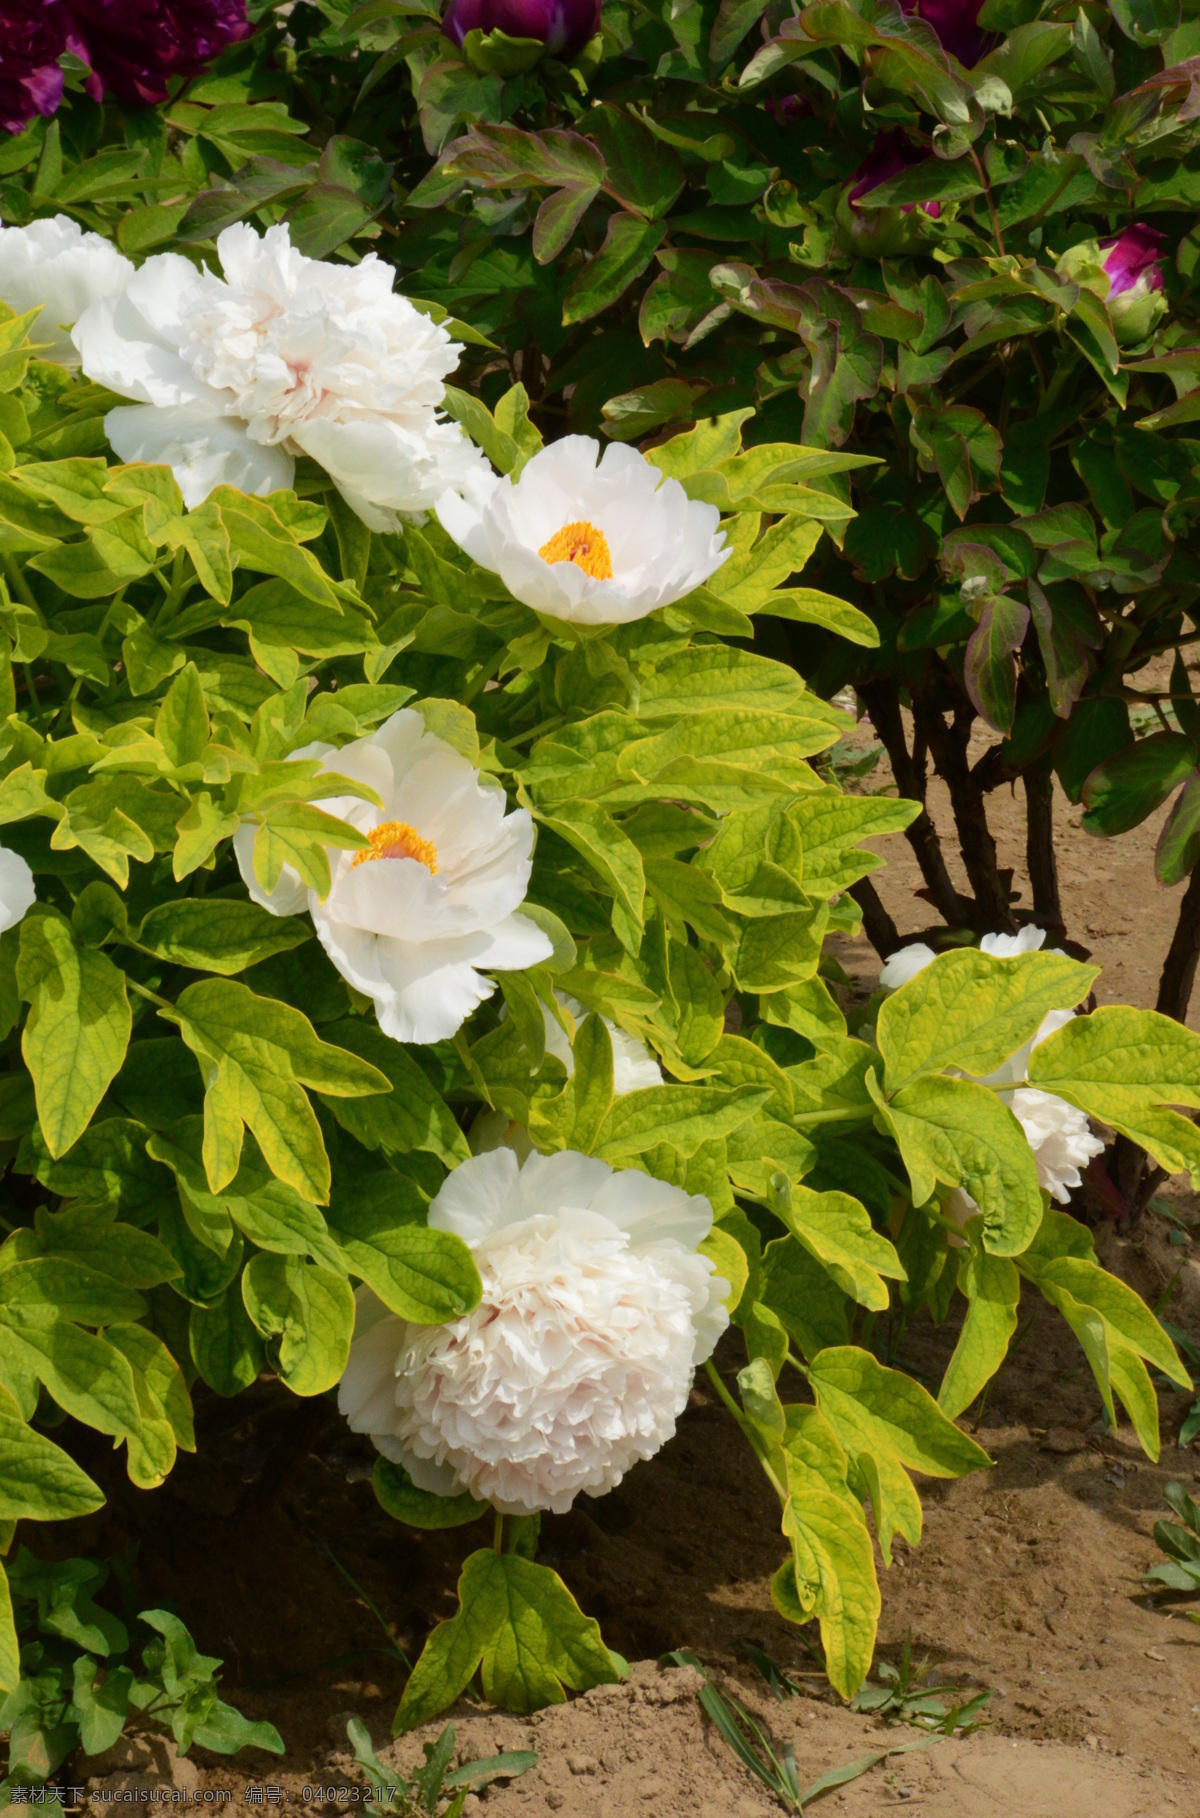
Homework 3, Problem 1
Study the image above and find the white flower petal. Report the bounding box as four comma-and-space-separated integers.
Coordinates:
0, 847, 35, 933
0, 216, 133, 368
429, 1147, 523, 1245
878, 942, 937, 990
980, 925, 1047, 958
104, 404, 293, 509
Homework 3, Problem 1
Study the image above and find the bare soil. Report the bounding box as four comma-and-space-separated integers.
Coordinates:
38, 694, 1200, 1817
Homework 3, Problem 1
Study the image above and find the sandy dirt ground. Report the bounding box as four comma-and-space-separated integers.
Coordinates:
43, 691, 1200, 1818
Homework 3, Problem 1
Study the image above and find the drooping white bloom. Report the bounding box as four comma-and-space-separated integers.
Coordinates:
234, 708, 552, 1045
72, 223, 486, 530
878, 941, 937, 991
0, 847, 35, 933
338, 1148, 729, 1515
435, 436, 729, 625
0, 217, 133, 368
1006, 1086, 1104, 1204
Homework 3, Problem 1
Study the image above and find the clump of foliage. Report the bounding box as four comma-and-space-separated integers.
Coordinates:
1145, 1478, 1200, 1610
0, 1550, 281, 1794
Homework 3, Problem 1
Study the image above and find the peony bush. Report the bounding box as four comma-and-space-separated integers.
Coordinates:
0, 0, 1196, 1779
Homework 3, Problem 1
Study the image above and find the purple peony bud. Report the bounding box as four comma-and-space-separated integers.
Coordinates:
0, 0, 93, 134
67, 0, 252, 107
765, 93, 811, 127
849, 133, 940, 218
1098, 223, 1166, 298
901, 0, 996, 68
441, 0, 601, 57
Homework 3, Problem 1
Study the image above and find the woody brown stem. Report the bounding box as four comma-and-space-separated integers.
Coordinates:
858, 683, 969, 928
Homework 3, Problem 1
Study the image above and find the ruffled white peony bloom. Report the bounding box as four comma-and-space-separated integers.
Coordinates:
72, 223, 485, 530
234, 708, 552, 1045
338, 1148, 729, 1515
435, 436, 729, 625
878, 941, 937, 991
0, 847, 35, 933
0, 217, 133, 369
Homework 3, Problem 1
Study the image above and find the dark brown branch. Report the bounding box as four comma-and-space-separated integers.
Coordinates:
917, 700, 1016, 934
858, 683, 970, 928
850, 878, 900, 959
1024, 760, 1063, 934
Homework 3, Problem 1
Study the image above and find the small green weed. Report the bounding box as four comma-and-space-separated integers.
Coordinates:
347, 1717, 535, 1817
851, 1640, 994, 1735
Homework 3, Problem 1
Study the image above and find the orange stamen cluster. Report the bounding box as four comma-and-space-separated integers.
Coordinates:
352, 820, 439, 874
538, 519, 614, 580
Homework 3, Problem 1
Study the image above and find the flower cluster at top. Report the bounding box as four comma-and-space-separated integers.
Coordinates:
0, 0, 251, 133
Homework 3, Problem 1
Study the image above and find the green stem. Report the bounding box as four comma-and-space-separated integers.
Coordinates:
703, 1359, 788, 1505
493, 1511, 505, 1555
2, 552, 39, 613
791, 1106, 873, 1129
126, 977, 174, 1014
319, 1542, 413, 1672
463, 647, 506, 705
153, 549, 189, 630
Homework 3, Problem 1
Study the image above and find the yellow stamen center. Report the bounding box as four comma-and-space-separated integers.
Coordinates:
352, 820, 438, 874
538, 519, 613, 580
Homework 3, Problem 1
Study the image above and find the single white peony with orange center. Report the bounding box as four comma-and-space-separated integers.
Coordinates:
234, 708, 552, 1045
436, 435, 730, 625
337, 1148, 730, 1516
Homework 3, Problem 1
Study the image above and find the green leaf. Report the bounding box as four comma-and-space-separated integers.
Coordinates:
0, 1321, 143, 1449
769, 1176, 905, 1312
189, 1291, 264, 1398
329, 1201, 481, 1324
373, 1457, 487, 1531
937, 1249, 1020, 1419
1026, 1006, 1200, 1184
596, 1084, 769, 1163
395, 1550, 618, 1730
0, 1566, 18, 1695
242, 1254, 356, 1396
320, 1018, 471, 1169
136, 899, 310, 976
154, 662, 209, 768
871, 1070, 1044, 1257
878, 948, 1098, 1092
561, 213, 666, 326
780, 1405, 880, 1699
0, 1407, 104, 1520
1081, 733, 1195, 837
163, 980, 389, 1201
537, 803, 645, 933
809, 1346, 991, 1563
18, 909, 131, 1158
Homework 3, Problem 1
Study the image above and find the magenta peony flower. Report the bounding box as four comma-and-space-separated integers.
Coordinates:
0, 0, 93, 134
1099, 223, 1166, 297
849, 133, 940, 218
441, 0, 601, 56
901, 0, 996, 67
67, 0, 252, 107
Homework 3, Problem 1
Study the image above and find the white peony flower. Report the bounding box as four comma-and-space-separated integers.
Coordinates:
878, 941, 937, 991
338, 1148, 729, 1515
0, 847, 35, 933
72, 223, 486, 530
234, 708, 553, 1045
0, 217, 133, 369
435, 436, 729, 625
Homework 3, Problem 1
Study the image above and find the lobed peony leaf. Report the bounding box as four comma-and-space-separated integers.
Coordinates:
937, 1249, 1020, 1420
394, 1549, 619, 1730
17, 909, 131, 1159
